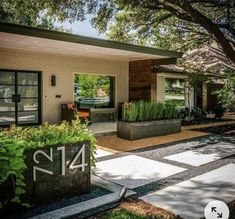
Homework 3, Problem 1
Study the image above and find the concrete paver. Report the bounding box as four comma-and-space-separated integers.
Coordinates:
141, 164, 235, 219
164, 142, 235, 166
94, 155, 186, 189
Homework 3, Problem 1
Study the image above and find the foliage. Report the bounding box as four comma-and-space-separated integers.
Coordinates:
105, 7, 210, 52
122, 101, 178, 122
75, 74, 111, 98
0, 136, 26, 207
191, 107, 207, 122
90, 0, 235, 63
212, 72, 235, 111
1, 1, 235, 63
184, 68, 213, 121
165, 99, 185, 108
178, 107, 207, 123
0, 117, 96, 208
214, 105, 225, 119
0, 0, 69, 31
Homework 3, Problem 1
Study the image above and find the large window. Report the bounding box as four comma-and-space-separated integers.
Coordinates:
74, 74, 115, 108
165, 78, 185, 107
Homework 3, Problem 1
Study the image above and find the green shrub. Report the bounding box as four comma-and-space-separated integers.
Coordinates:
0, 136, 26, 207
122, 101, 178, 122
0, 118, 96, 208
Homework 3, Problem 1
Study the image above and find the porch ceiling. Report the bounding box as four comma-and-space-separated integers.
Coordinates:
0, 22, 182, 61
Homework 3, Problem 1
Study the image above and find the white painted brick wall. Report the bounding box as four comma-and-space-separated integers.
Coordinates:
0, 48, 129, 123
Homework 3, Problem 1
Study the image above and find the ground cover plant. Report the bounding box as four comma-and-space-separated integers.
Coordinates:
0, 118, 96, 208
122, 101, 178, 122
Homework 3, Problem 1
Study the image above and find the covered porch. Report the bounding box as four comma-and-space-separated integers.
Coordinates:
0, 22, 182, 127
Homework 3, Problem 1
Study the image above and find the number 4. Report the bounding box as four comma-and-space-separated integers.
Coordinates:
68, 144, 88, 171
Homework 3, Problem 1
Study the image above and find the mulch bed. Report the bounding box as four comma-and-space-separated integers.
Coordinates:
228, 200, 235, 219
182, 118, 232, 126
88, 199, 182, 219
194, 124, 235, 135
89, 199, 235, 219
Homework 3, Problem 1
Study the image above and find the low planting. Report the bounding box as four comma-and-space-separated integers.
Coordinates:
122, 101, 178, 122
0, 118, 96, 208
178, 107, 207, 123
118, 101, 181, 140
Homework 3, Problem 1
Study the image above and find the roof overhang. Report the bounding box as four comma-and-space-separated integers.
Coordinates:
0, 22, 182, 61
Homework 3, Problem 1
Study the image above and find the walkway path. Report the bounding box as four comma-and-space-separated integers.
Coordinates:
94, 134, 235, 218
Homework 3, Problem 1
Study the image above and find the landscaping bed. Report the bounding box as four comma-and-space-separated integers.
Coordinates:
118, 119, 181, 140
88, 199, 181, 219
0, 119, 96, 216
194, 124, 235, 135
4, 184, 111, 219
118, 101, 180, 140
228, 200, 235, 219
88, 199, 235, 219
182, 118, 232, 126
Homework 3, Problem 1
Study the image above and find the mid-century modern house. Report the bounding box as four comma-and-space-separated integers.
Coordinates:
183, 43, 235, 112
0, 22, 186, 126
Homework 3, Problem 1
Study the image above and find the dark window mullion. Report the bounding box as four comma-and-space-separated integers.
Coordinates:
17, 84, 38, 86
18, 110, 39, 113
15, 72, 18, 124
0, 111, 16, 113
19, 97, 38, 99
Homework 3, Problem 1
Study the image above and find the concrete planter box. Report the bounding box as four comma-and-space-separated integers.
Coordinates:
117, 119, 181, 140
22, 141, 91, 204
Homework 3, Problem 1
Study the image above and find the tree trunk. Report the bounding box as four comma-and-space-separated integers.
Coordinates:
179, 2, 235, 65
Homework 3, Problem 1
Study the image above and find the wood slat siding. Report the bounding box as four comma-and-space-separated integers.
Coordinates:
129, 60, 153, 101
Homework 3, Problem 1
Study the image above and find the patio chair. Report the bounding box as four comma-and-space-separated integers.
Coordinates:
61, 103, 91, 124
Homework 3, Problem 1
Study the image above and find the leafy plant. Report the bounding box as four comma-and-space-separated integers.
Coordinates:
0, 117, 96, 208
179, 107, 207, 123
212, 71, 235, 111
122, 101, 178, 122
0, 136, 26, 208
178, 107, 190, 121
191, 107, 207, 122
214, 105, 225, 119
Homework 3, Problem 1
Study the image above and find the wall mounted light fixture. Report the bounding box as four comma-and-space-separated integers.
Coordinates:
51, 75, 56, 86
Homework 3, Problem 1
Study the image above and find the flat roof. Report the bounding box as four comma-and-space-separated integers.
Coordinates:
0, 22, 182, 61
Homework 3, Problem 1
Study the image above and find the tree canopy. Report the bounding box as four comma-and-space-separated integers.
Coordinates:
1, 0, 234, 64
91, 0, 235, 64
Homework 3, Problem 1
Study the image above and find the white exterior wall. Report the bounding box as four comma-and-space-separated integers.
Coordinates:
156, 75, 165, 102
0, 48, 129, 123
156, 73, 194, 107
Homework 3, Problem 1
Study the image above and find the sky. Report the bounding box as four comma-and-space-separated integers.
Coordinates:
61, 14, 106, 39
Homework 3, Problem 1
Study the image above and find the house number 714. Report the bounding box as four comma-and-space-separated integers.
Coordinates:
33, 144, 87, 181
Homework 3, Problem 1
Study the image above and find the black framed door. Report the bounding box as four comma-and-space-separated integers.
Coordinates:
0, 70, 41, 126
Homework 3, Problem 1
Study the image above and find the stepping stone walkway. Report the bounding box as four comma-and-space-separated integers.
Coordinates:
94, 155, 186, 189
141, 164, 235, 218
164, 142, 235, 166
94, 135, 235, 218
95, 148, 113, 158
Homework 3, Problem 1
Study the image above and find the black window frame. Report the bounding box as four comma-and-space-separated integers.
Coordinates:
0, 69, 42, 127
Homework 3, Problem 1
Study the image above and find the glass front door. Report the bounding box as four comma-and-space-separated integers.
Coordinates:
0, 70, 41, 126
